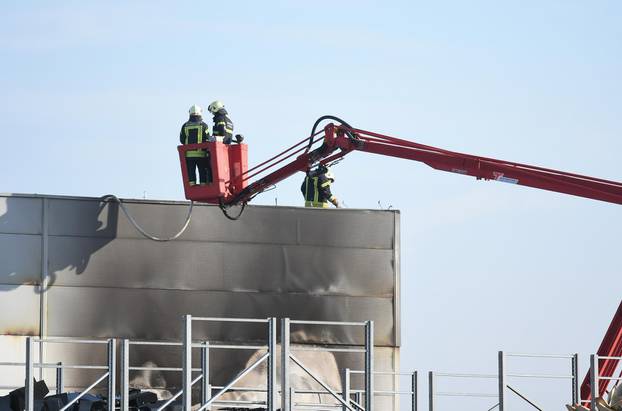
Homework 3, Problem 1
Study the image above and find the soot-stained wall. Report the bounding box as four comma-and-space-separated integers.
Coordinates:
0, 193, 401, 407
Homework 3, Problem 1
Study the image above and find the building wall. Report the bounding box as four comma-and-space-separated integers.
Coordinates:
0, 193, 401, 408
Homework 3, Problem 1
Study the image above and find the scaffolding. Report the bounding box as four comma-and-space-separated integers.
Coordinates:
4, 315, 375, 411
5, 316, 615, 411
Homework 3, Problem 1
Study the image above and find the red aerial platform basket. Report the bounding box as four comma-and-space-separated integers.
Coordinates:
178, 142, 248, 204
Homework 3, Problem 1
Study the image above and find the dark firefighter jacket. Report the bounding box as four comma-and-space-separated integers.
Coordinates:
180, 115, 212, 157
212, 109, 234, 144
301, 173, 335, 208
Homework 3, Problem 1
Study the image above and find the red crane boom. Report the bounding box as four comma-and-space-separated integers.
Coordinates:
178, 123, 622, 207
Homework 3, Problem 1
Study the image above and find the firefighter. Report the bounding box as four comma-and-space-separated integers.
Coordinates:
180, 105, 213, 185
301, 165, 340, 208
207, 100, 236, 144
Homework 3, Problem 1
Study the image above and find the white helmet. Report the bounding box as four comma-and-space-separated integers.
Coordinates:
189, 104, 203, 116
324, 168, 335, 181
208, 100, 224, 114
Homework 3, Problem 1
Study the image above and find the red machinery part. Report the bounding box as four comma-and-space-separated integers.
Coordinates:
179, 123, 622, 207
228, 143, 248, 195
177, 142, 248, 204
581, 301, 622, 404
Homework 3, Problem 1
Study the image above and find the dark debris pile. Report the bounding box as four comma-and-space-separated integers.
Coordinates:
0, 380, 271, 411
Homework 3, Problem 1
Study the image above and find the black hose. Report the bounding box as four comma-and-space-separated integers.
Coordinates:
219, 198, 247, 220
101, 195, 194, 241
306, 115, 356, 152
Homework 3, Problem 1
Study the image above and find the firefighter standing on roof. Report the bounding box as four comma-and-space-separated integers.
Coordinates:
180, 105, 214, 185
208, 100, 235, 144
301, 166, 340, 208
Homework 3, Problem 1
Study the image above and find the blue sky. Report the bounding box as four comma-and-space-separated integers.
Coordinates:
1, 1, 621, 408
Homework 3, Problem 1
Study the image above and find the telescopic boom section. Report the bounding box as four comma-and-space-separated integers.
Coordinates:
346, 126, 622, 205
179, 124, 622, 206
226, 124, 622, 206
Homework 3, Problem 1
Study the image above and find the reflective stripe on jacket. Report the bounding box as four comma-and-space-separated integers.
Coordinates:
300, 174, 334, 208
212, 109, 234, 143
179, 116, 211, 157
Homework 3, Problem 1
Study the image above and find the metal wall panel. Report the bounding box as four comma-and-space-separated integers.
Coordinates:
46, 198, 396, 249
48, 198, 119, 238
0, 285, 39, 335
280, 246, 394, 296
48, 236, 225, 289
49, 239, 393, 296
48, 199, 299, 244
0, 234, 42, 285
0, 196, 42, 235
296, 209, 396, 249
46, 286, 395, 346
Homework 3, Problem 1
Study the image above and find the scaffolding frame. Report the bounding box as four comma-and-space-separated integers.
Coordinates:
10, 315, 377, 411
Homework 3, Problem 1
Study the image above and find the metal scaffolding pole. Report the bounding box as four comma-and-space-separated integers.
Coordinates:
120, 339, 129, 411
107, 339, 116, 411
365, 320, 374, 411
590, 354, 599, 411
25, 337, 34, 411
183, 315, 193, 411
268, 318, 277, 411
572, 353, 579, 405
498, 351, 505, 411
342, 368, 351, 411
201, 342, 210, 410
281, 318, 290, 411
428, 371, 434, 411
56, 362, 64, 395
412, 371, 418, 411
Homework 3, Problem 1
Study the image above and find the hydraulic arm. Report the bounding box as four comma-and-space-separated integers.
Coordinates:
178, 122, 622, 208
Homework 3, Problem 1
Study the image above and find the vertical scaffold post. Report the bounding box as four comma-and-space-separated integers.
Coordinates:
412, 371, 418, 411
201, 341, 210, 410
120, 339, 129, 411
342, 368, 351, 411
268, 318, 277, 411
590, 354, 599, 411
281, 318, 290, 411
428, 371, 434, 411
25, 337, 34, 411
108, 339, 116, 411
56, 362, 63, 395
183, 315, 193, 411
572, 353, 579, 405
365, 320, 374, 411
498, 351, 505, 411
355, 392, 362, 408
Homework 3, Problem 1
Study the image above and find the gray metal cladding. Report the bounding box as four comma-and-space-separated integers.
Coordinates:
0, 285, 39, 335
47, 198, 395, 248
0, 193, 400, 347
48, 239, 394, 296
0, 196, 43, 336
0, 197, 42, 235
0, 234, 41, 285
46, 287, 395, 345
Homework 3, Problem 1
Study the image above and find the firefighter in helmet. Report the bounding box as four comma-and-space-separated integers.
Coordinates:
207, 100, 237, 144
301, 165, 340, 208
180, 104, 213, 185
